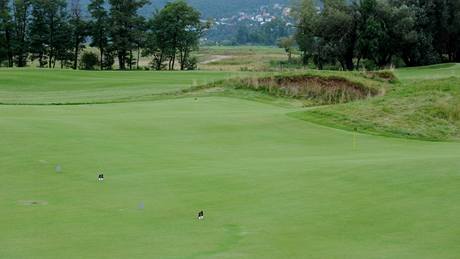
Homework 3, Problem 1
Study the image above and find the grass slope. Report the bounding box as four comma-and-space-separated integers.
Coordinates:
293, 64, 460, 141
0, 69, 238, 104
1, 98, 460, 258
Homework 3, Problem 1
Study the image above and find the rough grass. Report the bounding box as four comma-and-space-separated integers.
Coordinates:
234, 74, 381, 105
196, 46, 293, 71
292, 64, 460, 141
194, 70, 388, 107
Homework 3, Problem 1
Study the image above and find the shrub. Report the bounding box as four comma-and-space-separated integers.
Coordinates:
184, 56, 198, 70
79, 52, 99, 70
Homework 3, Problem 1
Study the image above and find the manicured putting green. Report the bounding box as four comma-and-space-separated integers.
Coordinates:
1, 97, 459, 258
0, 69, 237, 104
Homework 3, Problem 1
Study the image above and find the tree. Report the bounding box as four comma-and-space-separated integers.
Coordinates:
355, 0, 412, 68
143, 8, 172, 70
54, 15, 73, 68
176, 7, 207, 70
292, 0, 317, 65
143, 19, 167, 70
390, 0, 441, 66
88, 0, 109, 70
79, 51, 99, 69
11, 0, 29, 67
318, 0, 358, 70
69, 0, 87, 69
277, 36, 295, 62
294, 0, 358, 70
29, 0, 48, 67
131, 16, 146, 69
259, 18, 290, 45
144, 1, 206, 70
0, 0, 14, 66
293, 0, 458, 69
109, 0, 147, 70
235, 25, 249, 44
29, 0, 67, 68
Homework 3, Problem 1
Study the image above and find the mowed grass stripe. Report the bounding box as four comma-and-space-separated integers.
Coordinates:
0, 69, 239, 104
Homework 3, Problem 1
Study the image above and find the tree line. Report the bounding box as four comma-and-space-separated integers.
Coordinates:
234, 19, 294, 46
0, 0, 206, 70
293, 0, 460, 70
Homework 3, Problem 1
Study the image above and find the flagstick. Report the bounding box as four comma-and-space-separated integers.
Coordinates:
353, 127, 357, 150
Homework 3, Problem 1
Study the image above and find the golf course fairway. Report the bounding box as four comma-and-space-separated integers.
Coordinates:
1, 92, 460, 258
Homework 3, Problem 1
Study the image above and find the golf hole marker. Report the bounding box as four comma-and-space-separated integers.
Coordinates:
197, 210, 204, 220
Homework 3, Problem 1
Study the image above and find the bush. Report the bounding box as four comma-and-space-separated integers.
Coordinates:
184, 56, 198, 70
79, 52, 99, 70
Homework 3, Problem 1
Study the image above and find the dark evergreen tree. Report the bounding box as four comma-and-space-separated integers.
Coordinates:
0, 0, 14, 66
29, 0, 67, 67
109, 0, 148, 69
11, 0, 29, 67
69, 0, 87, 69
88, 0, 110, 69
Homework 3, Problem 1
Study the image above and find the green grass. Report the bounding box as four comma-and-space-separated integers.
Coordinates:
1, 65, 460, 258
394, 63, 460, 81
1, 97, 460, 258
0, 69, 239, 104
294, 64, 460, 141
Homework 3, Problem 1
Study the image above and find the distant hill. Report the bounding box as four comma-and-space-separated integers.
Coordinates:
79, 0, 292, 18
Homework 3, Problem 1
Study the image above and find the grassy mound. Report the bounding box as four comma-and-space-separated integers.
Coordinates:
196, 71, 388, 106
235, 75, 380, 104
292, 65, 460, 141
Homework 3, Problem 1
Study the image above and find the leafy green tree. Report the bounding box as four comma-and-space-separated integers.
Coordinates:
143, 23, 167, 70
319, 0, 358, 70
176, 6, 207, 70
292, 0, 317, 65
54, 16, 73, 68
355, 0, 414, 68
11, 0, 30, 67
235, 25, 249, 44
390, 0, 441, 66
259, 18, 290, 45
132, 16, 147, 69
29, 0, 67, 68
29, 0, 48, 67
69, 0, 87, 69
88, 0, 110, 70
0, 0, 14, 66
293, 0, 459, 69
143, 8, 170, 70
79, 51, 99, 69
144, 1, 205, 70
277, 36, 295, 61
109, 0, 148, 70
